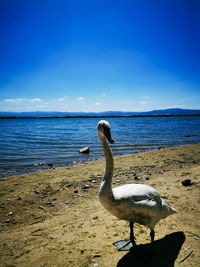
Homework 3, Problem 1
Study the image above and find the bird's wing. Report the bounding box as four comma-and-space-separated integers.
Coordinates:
113, 184, 160, 202
112, 184, 162, 218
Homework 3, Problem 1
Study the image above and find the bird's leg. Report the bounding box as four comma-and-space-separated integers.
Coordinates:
150, 229, 155, 243
129, 222, 137, 247
113, 222, 136, 251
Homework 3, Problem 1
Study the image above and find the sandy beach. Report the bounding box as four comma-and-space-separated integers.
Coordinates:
0, 144, 200, 267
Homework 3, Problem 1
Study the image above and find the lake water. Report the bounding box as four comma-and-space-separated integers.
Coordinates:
0, 116, 200, 177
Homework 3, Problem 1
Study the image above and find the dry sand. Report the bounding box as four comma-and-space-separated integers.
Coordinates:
0, 144, 200, 267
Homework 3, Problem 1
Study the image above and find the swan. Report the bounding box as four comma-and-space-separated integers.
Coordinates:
97, 120, 178, 248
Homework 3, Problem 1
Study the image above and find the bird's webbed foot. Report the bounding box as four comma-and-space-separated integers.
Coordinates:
113, 239, 134, 251
113, 221, 138, 251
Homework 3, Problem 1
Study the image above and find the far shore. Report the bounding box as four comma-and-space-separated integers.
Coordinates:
0, 144, 199, 266
1, 114, 200, 119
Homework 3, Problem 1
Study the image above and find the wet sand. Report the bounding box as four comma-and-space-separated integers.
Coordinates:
0, 144, 200, 266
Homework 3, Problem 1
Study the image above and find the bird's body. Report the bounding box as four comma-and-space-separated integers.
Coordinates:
100, 183, 176, 230
97, 120, 178, 246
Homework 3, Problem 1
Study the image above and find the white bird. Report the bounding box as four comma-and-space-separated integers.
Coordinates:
97, 120, 178, 247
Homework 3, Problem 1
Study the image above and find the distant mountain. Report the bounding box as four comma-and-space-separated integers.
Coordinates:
0, 108, 200, 118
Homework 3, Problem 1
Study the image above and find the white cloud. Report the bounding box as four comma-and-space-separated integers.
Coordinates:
29, 98, 42, 102
57, 97, 68, 102
4, 98, 26, 103
4, 98, 42, 103
139, 101, 147, 105
58, 98, 64, 102
4, 99, 16, 103
77, 97, 85, 101
95, 102, 101, 106
36, 105, 48, 108
156, 105, 186, 110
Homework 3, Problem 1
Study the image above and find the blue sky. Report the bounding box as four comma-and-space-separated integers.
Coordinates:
0, 0, 199, 112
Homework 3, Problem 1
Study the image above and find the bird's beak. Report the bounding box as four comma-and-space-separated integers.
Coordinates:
104, 127, 115, 144
109, 138, 115, 144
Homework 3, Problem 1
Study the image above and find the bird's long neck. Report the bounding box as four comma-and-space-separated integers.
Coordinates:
99, 136, 114, 199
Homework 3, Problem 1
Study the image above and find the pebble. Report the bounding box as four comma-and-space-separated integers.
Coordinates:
47, 163, 53, 168
66, 183, 73, 188
91, 254, 102, 258
82, 184, 90, 190
39, 206, 46, 210
185, 134, 198, 137
46, 201, 55, 207
182, 179, 192, 186
0, 225, 8, 230
34, 162, 46, 167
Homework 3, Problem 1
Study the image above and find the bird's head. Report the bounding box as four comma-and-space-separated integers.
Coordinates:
97, 120, 115, 144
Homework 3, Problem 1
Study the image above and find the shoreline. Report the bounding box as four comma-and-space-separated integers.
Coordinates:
1, 143, 199, 179
0, 144, 200, 266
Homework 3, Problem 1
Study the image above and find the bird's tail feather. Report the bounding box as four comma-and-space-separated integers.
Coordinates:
161, 199, 178, 218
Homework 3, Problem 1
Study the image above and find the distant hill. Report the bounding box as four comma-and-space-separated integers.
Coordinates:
0, 108, 200, 118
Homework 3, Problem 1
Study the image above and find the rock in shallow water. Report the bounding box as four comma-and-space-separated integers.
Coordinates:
79, 147, 90, 154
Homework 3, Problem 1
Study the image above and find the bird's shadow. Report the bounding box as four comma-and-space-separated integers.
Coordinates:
117, 231, 185, 267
